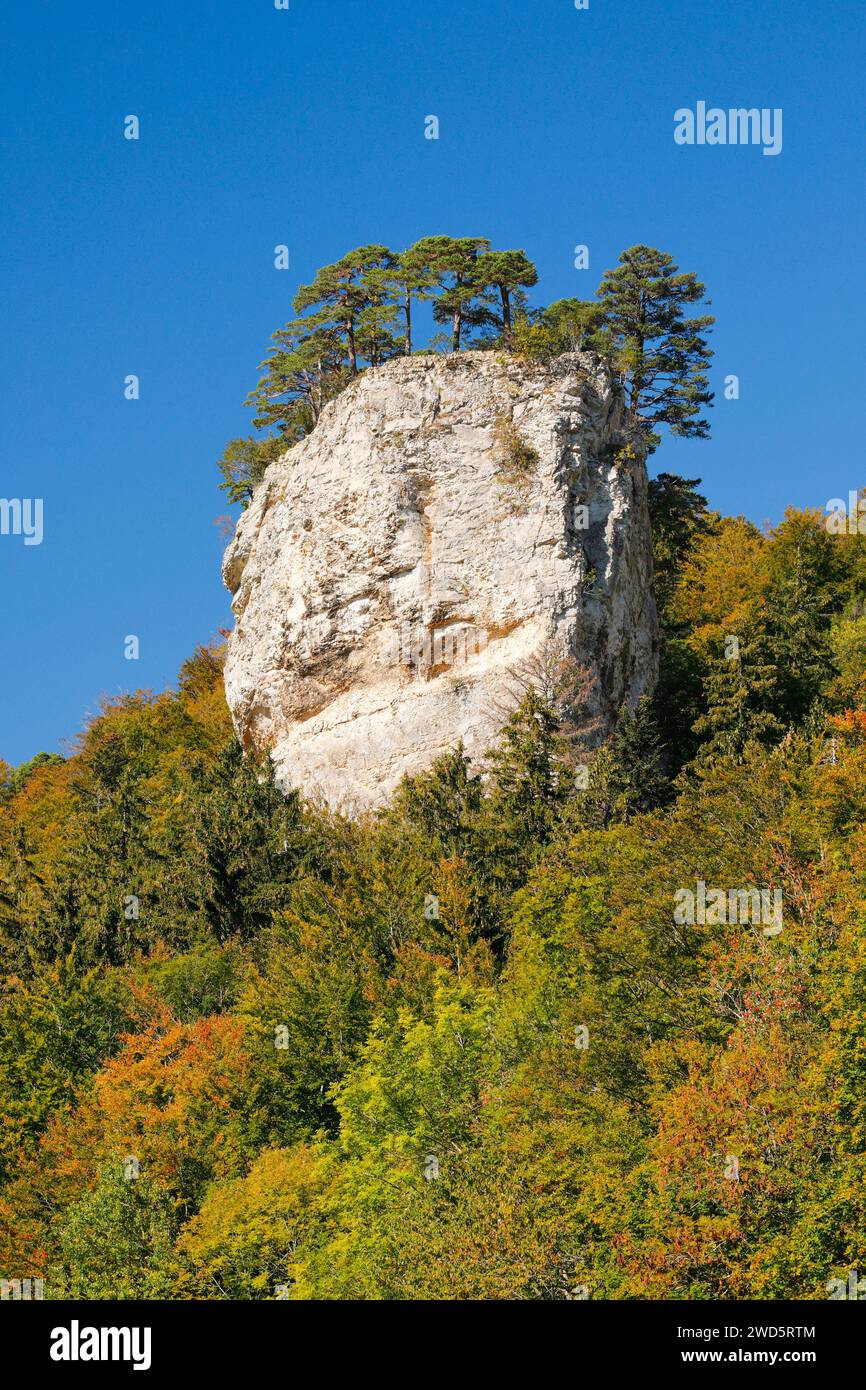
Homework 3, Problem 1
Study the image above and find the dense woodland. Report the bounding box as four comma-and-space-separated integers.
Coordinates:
2, 484, 865, 1299
2, 243, 864, 1300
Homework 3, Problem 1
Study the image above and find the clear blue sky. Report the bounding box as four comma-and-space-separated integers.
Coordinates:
1, 0, 862, 766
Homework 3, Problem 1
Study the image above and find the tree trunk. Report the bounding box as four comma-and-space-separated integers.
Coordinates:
404, 286, 412, 355
453, 271, 464, 352
343, 273, 358, 375
346, 318, 357, 375
500, 284, 511, 346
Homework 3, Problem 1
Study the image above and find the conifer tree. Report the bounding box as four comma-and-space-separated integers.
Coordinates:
389, 744, 482, 861
355, 257, 404, 366
59, 745, 157, 966
608, 697, 670, 815
647, 474, 713, 769
184, 742, 305, 944
474, 249, 538, 345
759, 510, 842, 726
246, 321, 349, 441
413, 236, 492, 351
577, 699, 669, 828
475, 690, 570, 901
293, 245, 395, 375
0, 822, 45, 975
595, 245, 714, 448
694, 628, 785, 761
392, 242, 441, 355
647, 473, 711, 620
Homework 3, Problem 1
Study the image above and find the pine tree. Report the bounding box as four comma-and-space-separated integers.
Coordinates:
412, 236, 492, 351
293, 245, 396, 375
246, 321, 349, 442
474, 249, 538, 346
355, 259, 404, 366
595, 245, 715, 449
393, 242, 441, 355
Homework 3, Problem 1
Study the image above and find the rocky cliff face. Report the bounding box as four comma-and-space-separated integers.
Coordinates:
222, 351, 658, 810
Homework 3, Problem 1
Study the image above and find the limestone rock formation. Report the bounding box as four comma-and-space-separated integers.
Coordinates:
222, 351, 658, 810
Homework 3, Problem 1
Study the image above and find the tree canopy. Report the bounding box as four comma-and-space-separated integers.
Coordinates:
218, 239, 715, 506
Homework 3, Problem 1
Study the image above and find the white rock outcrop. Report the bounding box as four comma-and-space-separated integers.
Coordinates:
222, 351, 658, 810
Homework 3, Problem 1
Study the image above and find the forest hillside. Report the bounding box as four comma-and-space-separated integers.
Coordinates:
2, 482, 864, 1299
